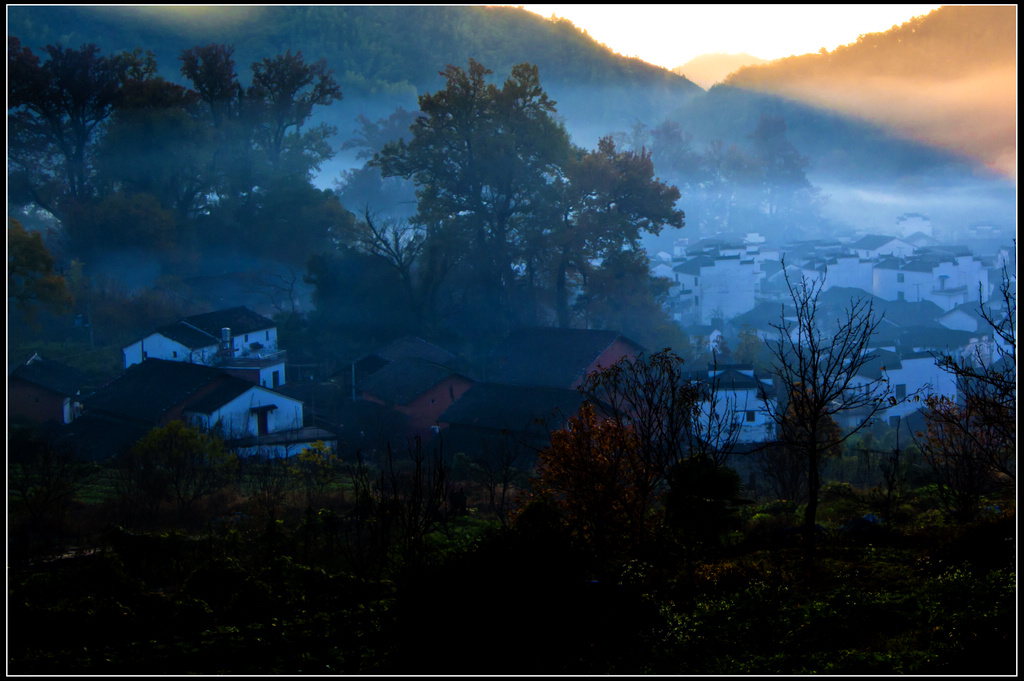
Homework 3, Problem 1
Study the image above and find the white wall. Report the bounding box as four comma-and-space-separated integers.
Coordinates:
698, 258, 756, 325
187, 387, 304, 439
123, 333, 219, 369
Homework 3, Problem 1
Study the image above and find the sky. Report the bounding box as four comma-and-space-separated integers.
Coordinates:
518, 4, 943, 69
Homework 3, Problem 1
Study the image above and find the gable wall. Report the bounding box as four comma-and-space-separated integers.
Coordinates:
9, 380, 74, 424
124, 333, 218, 369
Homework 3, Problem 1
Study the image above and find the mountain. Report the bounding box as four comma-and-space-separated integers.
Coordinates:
7, 4, 1015, 239
723, 5, 1017, 178
674, 53, 770, 90
6, 5, 703, 149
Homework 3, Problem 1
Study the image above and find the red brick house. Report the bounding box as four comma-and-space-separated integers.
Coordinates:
359, 357, 474, 442
8, 353, 86, 426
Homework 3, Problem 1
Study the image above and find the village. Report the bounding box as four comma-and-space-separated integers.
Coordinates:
10, 212, 1014, 485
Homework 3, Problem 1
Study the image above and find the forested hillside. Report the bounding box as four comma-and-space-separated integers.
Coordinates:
723, 5, 1016, 177
7, 5, 702, 144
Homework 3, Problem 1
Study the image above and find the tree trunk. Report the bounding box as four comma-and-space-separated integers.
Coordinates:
555, 256, 570, 328
804, 447, 820, 557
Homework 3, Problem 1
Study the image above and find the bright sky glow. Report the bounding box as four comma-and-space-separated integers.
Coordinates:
519, 4, 943, 69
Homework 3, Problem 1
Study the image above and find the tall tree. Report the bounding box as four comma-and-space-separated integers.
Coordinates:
373, 59, 572, 333
179, 43, 241, 129
918, 260, 1016, 520
551, 136, 684, 328
8, 38, 131, 217
8, 217, 74, 323
748, 113, 817, 223
246, 49, 342, 174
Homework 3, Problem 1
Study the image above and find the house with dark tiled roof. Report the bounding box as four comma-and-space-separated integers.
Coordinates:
351, 335, 460, 381
488, 327, 644, 389
438, 382, 584, 456
671, 254, 757, 325
690, 364, 776, 444
851, 234, 914, 260
359, 357, 474, 442
72, 358, 329, 459
843, 348, 957, 428
122, 306, 286, 388
8, 353, 87, 425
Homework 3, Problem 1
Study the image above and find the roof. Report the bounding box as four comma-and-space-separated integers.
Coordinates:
83, 359, 230, 424
439, 382, 583, 432
901, 259, 940, 273
360, 358, 469, 406
852, 234, 904, 250
856, 349, 902, 380
707, 367, 770, 393
184, 376, 270, 415
154, 321, 220, 349
731, 301, 790, 328
672, 256, 715, 275
489, 327, 643, 388
225, 426, 337, 449
898, 327, 982, 353
368, 336, 456, 366
182, 306, 275, 337
9, 354, 87, 396
57, 414, 154, 462
876, 299, 945, 328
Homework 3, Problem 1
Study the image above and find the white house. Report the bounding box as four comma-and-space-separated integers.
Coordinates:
843, 349, 958, 428
697, 366, 776, 444
872, 255, 989, 311
896, 213, 931, 238
823, 254, 874, 293
79, 358, 328, 459
673, 255, 757, 325
184, 378, 304, 440
851, 234, 915, 260
123, 306, 286, 388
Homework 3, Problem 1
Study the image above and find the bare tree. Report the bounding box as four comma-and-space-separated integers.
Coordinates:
918, 258, 1016, 520
247, 267, 304, 317
927, 260, 1016, 482
760, 264, 893, 536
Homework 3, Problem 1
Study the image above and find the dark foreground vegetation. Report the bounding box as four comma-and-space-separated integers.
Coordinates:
8, 419, 1015, 675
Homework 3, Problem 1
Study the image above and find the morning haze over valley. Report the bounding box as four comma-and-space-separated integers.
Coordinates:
7, 5, 1016, 675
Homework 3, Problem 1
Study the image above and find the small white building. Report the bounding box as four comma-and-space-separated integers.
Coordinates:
185, 378, 304, 440
844, 349, 958, 427
851, 234, 915, 260
695, 365, 776, 445
872, 255, 989, 311
896, 213, 931, 238
673, 255, 757, 325
123, 306, 286, 388
823, 254, 874, 293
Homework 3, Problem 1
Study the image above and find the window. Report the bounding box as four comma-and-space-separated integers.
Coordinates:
172, 351, 178, 358
896, 384, 907, 400
265, 331, 270, 341
897, 291, 905, 301
897, 273, 905, 283
244, 334, 249, 342
746, 410, 756, 422
694, 277, 698, 286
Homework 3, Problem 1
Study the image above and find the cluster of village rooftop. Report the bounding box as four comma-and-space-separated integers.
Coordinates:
9, 218, 1013, 464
